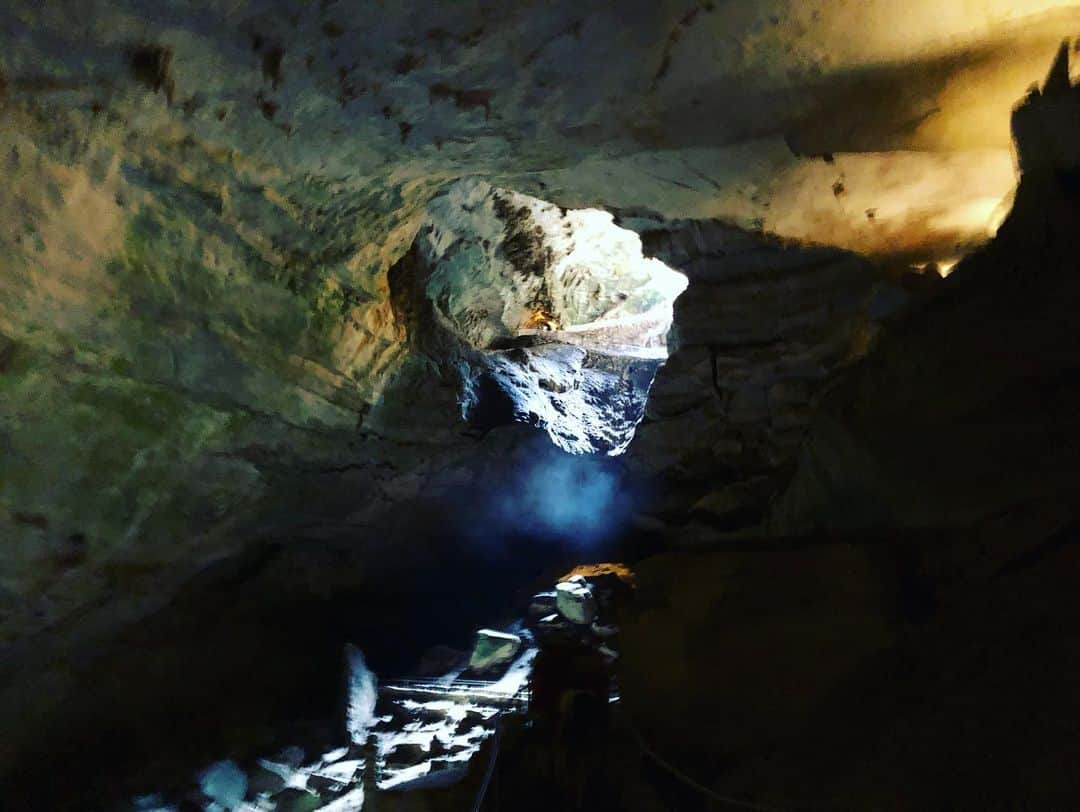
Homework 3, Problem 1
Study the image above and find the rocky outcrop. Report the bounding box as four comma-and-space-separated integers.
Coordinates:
614, 43, 1080, 810
387, 180, 686, 454
0, 0, 1055, 667
467, 628, 522, 673
625, 217, 906, 525
1, 2, 1077, 806
773, 41, 1080, 536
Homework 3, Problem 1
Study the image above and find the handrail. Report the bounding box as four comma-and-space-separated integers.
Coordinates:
471, 718, 503, 812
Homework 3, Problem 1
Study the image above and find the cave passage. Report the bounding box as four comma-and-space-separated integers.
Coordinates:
415, 180, 688, 455
8, 3, 1080, 810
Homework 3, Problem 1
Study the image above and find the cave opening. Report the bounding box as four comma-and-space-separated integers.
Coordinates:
413, 179, 688, 456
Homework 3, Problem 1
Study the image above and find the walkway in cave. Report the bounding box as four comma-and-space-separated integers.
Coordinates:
130, 556, 630, 811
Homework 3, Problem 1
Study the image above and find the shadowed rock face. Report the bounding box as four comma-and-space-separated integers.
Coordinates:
774, 45, 1080, 536
0, 0, 1068, 655
625, 218, 907, 526
616, 45, 1080, 811
1, 1, 1079, 806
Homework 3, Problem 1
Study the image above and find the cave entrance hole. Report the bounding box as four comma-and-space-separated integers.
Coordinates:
414, 179, 688, 455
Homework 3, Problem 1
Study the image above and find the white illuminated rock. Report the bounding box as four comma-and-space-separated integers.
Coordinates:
468, 629, 522, 673
555, 579, 597, 624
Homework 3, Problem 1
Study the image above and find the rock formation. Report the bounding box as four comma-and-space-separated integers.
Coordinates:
1, 1, 1080, 807
617, 41, 1080, 810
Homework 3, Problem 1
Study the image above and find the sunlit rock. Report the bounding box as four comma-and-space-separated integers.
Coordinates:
420, 180, 687, 352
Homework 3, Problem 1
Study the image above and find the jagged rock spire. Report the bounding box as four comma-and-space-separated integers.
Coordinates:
1043, 39, 1074, 95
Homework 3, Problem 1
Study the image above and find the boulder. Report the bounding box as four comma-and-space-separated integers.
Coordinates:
468, 629, 522, 673
555, 579, 597, 624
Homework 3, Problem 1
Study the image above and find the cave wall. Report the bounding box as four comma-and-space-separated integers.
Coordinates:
1, 0, 1073, 658
773, 44, 1080, 537
616, 45, 1080, 809
2, 1, 1080, 802
624, 217, 908, 527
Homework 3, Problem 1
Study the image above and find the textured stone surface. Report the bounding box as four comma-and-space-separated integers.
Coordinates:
0, 0, 1067, 656
394, 179, 685, 454
624, 217, 906, 524
615, 46, 1080, 810
1, 1, 1078, 804
773, 47, 1080, 536
467, 628, 522, 673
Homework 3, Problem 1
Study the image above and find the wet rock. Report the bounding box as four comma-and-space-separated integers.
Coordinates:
468, 628, 522, 672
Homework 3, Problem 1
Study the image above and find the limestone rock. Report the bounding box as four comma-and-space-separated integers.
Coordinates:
626, 218, 904, 527
0, 3, 1064, 805
774, 43, 1080, 536
555, 578, 597, 625
468, 629, 522, 673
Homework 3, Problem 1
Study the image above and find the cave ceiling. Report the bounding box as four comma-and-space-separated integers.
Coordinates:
1, 0, 1079, 700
